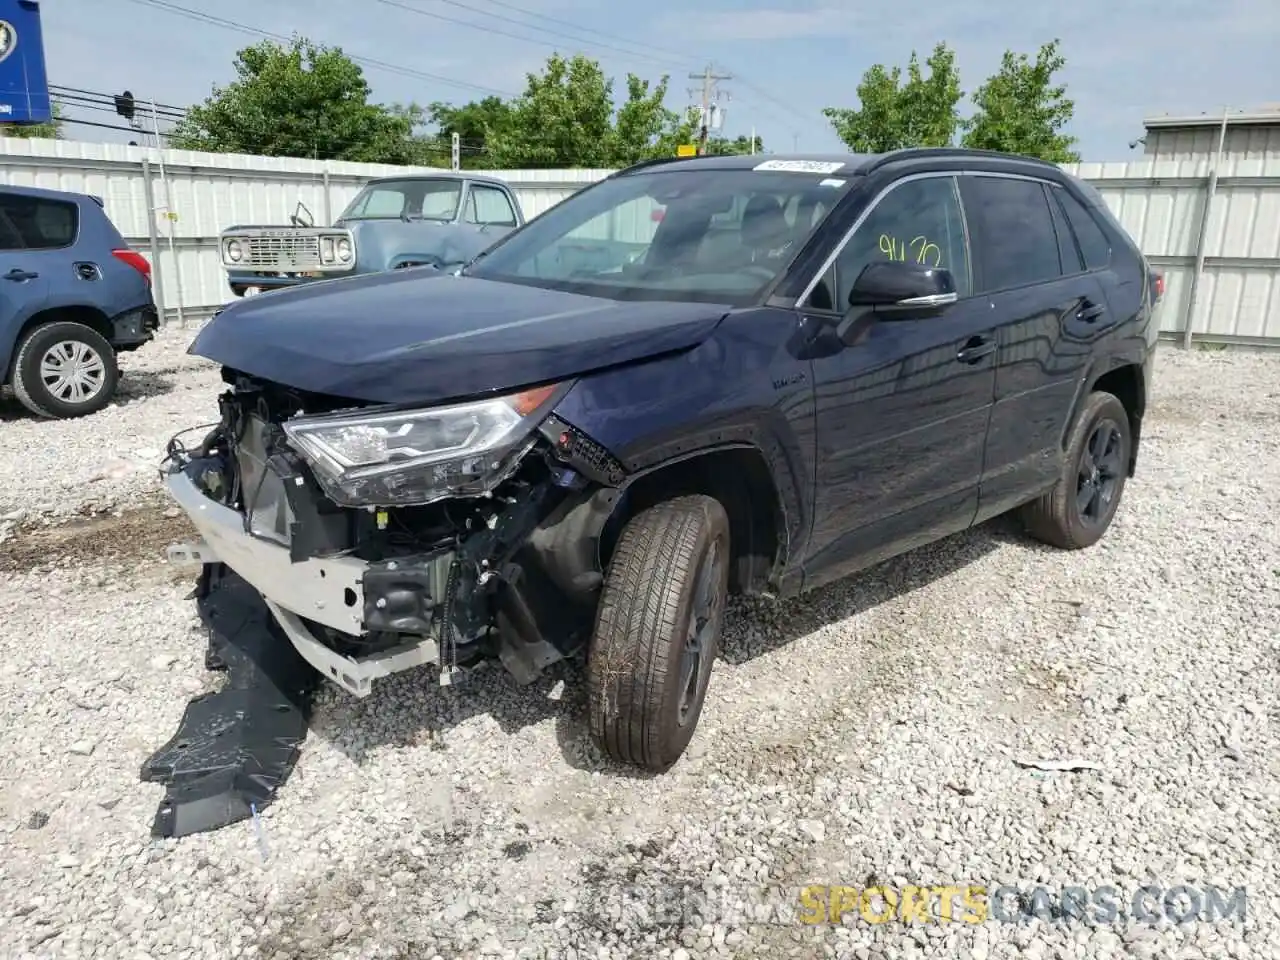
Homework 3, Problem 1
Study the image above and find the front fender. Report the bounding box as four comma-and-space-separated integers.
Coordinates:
550, 311, 816, 579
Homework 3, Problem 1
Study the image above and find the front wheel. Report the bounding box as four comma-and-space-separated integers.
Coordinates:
1020, 389, 1132, 549
10, 321, 119, 419
587, 495, 730, 771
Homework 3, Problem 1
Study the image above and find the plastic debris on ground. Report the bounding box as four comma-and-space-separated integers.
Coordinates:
140, 564, 318, 838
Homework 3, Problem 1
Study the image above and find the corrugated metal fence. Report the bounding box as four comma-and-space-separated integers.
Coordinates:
0, 138, 1276, 345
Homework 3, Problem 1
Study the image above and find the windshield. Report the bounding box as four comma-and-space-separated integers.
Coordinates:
464, 166, 854, 304
339, 178, 463, 221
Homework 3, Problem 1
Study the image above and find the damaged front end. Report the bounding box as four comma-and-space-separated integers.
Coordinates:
163, 369, 627, 697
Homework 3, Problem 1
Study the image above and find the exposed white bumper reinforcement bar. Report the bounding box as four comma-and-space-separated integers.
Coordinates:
164, 469, 444, 698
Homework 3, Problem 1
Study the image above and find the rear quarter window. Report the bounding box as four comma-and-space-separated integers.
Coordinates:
0, 193, 78, 250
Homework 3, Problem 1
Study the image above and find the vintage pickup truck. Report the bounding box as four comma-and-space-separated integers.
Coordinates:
217, 173, 527, 297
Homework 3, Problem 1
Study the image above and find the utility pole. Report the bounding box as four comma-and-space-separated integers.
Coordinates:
688, 64, 732, 156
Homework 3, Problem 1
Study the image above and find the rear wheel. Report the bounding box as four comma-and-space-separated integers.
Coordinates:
587, 495, 730, 771
11, 321, 118, 419
1020, 390, 1131, 549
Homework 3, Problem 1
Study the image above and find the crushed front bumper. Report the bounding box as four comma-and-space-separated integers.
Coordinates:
165, 466, 448, 697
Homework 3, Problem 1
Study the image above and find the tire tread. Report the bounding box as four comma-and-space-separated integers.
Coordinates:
587, 495, 724, 770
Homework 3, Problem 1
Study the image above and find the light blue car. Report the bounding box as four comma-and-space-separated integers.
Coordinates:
217, 173, 526, 298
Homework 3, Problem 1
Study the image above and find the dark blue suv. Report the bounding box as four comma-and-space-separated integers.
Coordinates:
164, 148, 1160, 772
0, 184, 158, 418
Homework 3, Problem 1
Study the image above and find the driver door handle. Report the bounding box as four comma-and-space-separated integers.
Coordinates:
956, 335, 996, 364
4, 268, 38, 281
1077, 299, 1107, 323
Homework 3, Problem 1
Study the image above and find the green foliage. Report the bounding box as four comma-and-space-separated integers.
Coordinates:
484, 53, 615, 168
823, 43, 962, 154
420, 96, 513, 168
961, 40, 1080, 162
705, 133, 764, 156
0, 102, 64, 140
824, 39, 1080, 162
168, 37, 421, 163
175, 41, 761, 168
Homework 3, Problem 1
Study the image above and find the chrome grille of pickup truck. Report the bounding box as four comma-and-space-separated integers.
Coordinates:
242, 235, 322, 269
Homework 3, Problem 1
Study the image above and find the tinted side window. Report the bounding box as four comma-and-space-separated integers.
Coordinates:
1047, 188, 1083, 273
0, 194, 77, 250
829, 176, 971, 308
1054, 187, 1112, 270
966, 177, 1061, 291
466, 185, 517, 227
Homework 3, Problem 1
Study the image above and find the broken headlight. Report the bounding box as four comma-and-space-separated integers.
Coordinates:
282, 383, 563, 507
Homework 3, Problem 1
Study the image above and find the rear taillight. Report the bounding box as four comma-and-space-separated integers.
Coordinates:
112, 248, 151, 285
1154, 272, 1164, 301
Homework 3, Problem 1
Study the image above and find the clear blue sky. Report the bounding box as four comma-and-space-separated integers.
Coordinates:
36, 0, 1280, 161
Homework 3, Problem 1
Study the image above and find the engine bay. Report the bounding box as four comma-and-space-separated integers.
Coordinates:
163, 367, 628, 686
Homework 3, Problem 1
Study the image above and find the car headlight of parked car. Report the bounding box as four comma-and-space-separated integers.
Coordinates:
336, 237, 352, 262
225, 239, 244, 263
282, 383, 565, 507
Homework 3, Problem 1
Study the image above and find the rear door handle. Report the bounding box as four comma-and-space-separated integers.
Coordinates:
1077, 299, 1107, 323
956, 335, 996, 364
3, 268, 37, 281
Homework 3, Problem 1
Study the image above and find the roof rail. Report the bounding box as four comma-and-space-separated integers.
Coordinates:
860, 147, 1061, 176
608, 155, 696, 178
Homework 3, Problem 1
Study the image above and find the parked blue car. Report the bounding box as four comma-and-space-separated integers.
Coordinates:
0, 184, 158, 418
166, 149, 1160, 772
217, 173, 527, 298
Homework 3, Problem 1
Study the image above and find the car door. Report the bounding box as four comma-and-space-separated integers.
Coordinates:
0, 191, 55, 375
959, 173, 1107, 523
799, 172, 999, 588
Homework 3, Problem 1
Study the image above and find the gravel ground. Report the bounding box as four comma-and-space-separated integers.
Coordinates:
1, 332, 1278, 960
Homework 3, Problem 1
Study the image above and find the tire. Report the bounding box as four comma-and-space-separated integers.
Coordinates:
587, 494, 730, 771
11, 321, 118, 419
1020, 390, 1131, 550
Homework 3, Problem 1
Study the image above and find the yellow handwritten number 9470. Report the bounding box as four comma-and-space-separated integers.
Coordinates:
879, 234, 942, 268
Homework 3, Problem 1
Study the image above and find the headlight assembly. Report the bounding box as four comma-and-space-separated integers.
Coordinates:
282, 383, 565, 507
225, 239, 244, 263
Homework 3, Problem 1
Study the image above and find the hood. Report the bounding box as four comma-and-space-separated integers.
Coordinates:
190, 269, 729, 406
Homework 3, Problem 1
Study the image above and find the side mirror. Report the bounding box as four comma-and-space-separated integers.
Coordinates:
290, 201, 315, 229
847, 261, 958, 316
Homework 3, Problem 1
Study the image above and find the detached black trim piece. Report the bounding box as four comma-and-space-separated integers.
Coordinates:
139, 564, 318, 839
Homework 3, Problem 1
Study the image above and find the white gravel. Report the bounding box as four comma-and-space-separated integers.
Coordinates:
1, 340, 1278, 959
0, 320, 221, 524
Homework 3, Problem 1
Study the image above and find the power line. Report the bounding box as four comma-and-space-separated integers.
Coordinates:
468, 0, 703, 65
49, 84, 188, 117
118, 0, 517, 98
372, 0, 687, 70
51, 91, 186, 122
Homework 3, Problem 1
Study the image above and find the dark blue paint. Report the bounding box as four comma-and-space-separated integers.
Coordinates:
0, 1, 50, 124
199, 150, 1158, 597
190, 269, 730, 405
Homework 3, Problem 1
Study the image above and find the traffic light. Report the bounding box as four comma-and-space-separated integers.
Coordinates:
114, 90, 135, 122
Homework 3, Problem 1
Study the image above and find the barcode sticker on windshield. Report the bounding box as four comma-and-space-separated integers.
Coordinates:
754, 159, 845, 174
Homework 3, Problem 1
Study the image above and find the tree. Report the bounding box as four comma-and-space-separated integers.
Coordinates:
961, 40, 1079, 162
484, 54, 706, 169
421, 96, 513, 168
169, 37, 420, 163
609, 73, 681, 167
486, 53, 616, 168
823, 43, 962, 153
706, 133, 764, 156
0, 102, 64, 140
